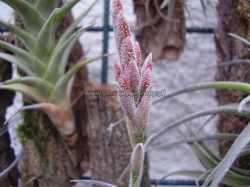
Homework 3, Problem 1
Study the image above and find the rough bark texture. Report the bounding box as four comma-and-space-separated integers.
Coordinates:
133, 0, 186, 61
0, 35, 19, 187
214, 0, 250, 174
85, 83, 151, 187
16, 10, 90, 187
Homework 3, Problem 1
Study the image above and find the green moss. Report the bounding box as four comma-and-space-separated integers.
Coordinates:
16, 110, 51, 159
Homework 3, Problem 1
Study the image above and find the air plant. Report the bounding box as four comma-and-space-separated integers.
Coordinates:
0, 0, 102, 146
72, 0, 153, 186
145, 34, 250, 187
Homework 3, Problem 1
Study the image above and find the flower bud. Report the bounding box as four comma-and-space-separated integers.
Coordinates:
140, 68, 151, 94
130, 143, 144, 187
113, 11, 131, 55
142, 53, 152, 74
134, 41, 141, 67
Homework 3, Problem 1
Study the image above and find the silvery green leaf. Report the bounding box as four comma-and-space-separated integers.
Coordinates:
153, 81, 250, 105
5, 77, 53, 99
44, 24, 94, 83
0, 40, 46, 77
71, 180, 117, 187
0, 52, 35, 76
0, 20, 36, 51
209, 123, 250, 187
1, 83, 44, 102
49, 55, 108, 107
1, 0, 45, 36
229, 33, 250, 46
33, 8, 60, 62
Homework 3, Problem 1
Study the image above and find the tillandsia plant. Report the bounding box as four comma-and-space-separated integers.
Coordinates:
72, 0, 152, 186
144, 34, 250, 187
112, 0, 153, 186
0, 0, 102, 145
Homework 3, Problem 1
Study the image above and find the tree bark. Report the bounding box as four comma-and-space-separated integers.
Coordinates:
133, 0, 186, 61
85, 83, 151, 187
16, 10, 90, 187
214, 0, 250, 173
0, 35, 19, 187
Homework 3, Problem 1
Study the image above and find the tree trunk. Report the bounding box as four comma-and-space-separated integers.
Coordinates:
85, 83, 151, 187
133, 0, 186, 61
16, 10, 90, 187
0, 35, 19, 187
214, 0, 250, 174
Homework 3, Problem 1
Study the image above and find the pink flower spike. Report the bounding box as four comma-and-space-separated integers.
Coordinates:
134, 41, 142, 67
111, 0, 123, 19
140, 69, 151, 93
113, 11, 131, 54
113, 60, 122, 80
142, 53, 152, 74
120, 36, 136, 66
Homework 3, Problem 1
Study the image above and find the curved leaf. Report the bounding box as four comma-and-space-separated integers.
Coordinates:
53, 0, 80, 29
153, 82, 250, 105
229, 33, 250, 46
56, 0, 98, 48
148, 134, 238, 152
4, 77, 53, 99
146, 104, 250, 148
209, 123, 250, 187
0, 20, 36, 51
1, 0, 45, 36
33, 8, 60, 62
44, 24, 94, 83
49, 55, 108, 107
0, 40, 46, 77
1, 83, 45, 102
0, 52, 35, 76
155, 170, 250, 187
71, 180, 117, 187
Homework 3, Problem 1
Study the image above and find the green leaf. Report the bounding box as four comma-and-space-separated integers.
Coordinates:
153, 82, 250, 105
229, 33, 250, 46
4, 77, 53, 99
146, 104, 250, 148
0, 20, 36, 51
44, 24, 94, 83
49, 55, 107, 107
34, 0, 61, 19
56, 0, 98, 48
1, 83, 45, 102
70, 180, 117, 187
0, 40, 46, 77
209, 123, 250, 187
1, 0, 45, 36
155, 170, 250, 187
148, 134, 238, 152
0, 52, 35, 76
53, 0, 80, 30
33, 8, 60, 62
